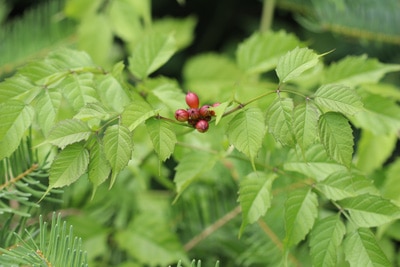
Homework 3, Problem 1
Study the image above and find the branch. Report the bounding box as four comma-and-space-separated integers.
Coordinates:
0, 163, 39, 190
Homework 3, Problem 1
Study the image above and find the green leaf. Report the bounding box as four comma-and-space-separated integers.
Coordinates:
344, 228, 391, 267
49, 143, 89, 188
382, 158, 400, 203
339, 194, 400, 227
228, 108, 266, 168
314, 84, 363, 116
0, 76, 34, 104
309, 214, 346, 267
293, 101, 320, 150
276, 47, 320, 83
284, 144, 347, 181
128, 33, 177, 80
324, 55, 400, 86
211, 101, 230, 125
122, 100, 156, 131
62, 73, 98, 111
266, 97, 294, 146
174, 151, 218, 196
0, 100, 34, 160
147, 78, 186, 112
317, 171, 379, 201
284, 188, 318, 248
88, 139, 111, 187
97, 75, 131, 113
47, 119, 92, 149
103, 124, 133, 187
74, 102, 113, 122
236, 31, 301, 74
238, 172, 276, 236
145, 118, 177, 161
35, 90, 62, 136
318, 112, 353, 167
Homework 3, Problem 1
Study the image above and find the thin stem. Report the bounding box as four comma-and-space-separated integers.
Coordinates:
279, 88, 308, 99
0, 164, 39, 190
260, 0, 276, 32
156, 115, 193, 128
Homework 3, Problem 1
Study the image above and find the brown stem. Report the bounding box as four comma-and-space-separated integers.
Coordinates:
0, 163, 39, 190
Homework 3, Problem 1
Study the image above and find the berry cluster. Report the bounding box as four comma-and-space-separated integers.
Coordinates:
175, 92, 219, 133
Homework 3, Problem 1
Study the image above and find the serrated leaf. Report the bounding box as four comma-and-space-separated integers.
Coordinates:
97, 74, 130, 113
324, 55, 400, 86
35, 90, 62, 136
47, 119, 92, 149
314, 84, 363, 116
266, 97, 294, 146
0, 76, 34, 104
317, 171, 379, 201
88, 139, 111, 187
121, 100, 156, 131
284, 144, 347, 181
147, 78, 185, 111
238, 172, 276, 236
211, 101, 230, 125
309, 214, 346, 267
74, 102, 112, 121
49, 143, 89, 188
344, 228, 391, 267
128, 33, 177, 80
284, 188, 318, 248
339, 194, 400, 227
236, 31, 301, 74
228, 108, 266, 168
276, 47, 320, 83
293, 101, 320, 150
62, 72, 98, 111
174, 151, 218, 196
145, 118, 177, 161
0, 100, 34, 160
319, 112, 353, 167
103, 124, 133, 187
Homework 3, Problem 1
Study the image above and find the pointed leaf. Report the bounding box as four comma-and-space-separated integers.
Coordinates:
121, 100, 156, 131
97, 75, 130, 113
310, 214, 346, 267
314, 84, 363, 116
128, 33, 177, 79
238, 172, 276, 236
0, 100, 34, 160
147, 78, 185, 111
74, 102, 113, 121
344, 228, 391, 267
317, 171, 379, 201
211, 101, 229, 125
88, 139, 111, 187
228, 108, 266, 168
293, 101, 320, 150
319, 112, 353, 167
103, 124, 133, 187
0, 76, 34, 104
47, 119, 92, 149
49, 143, 89, 188
266, 97, 294, 146
284, 188, 318, 248
339, 194, 400, 227
35, 90, 62, 136
276, 47, 320, 83
62, 73, 98, 111
145, 118, 177, 161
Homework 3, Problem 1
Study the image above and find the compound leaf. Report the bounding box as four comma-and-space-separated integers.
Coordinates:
146, 118, 177, 161
47, 119, 92, 149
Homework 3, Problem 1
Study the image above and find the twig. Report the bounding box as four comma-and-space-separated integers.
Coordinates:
0, 163, 39, 190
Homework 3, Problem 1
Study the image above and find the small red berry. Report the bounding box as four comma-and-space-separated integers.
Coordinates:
175, 109, 189, 122
195, 119, 209, 133
199, 105, 211, 117
185, 92, 200, 109
188, 108, 200, 120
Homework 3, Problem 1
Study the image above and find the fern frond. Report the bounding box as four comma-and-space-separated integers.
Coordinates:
0, 0, 76, 76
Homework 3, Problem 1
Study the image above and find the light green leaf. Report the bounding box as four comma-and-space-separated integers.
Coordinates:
211, 101, 230, 125
0, 76, 34, 104
145, 118, 177, 161
49, 143, 89, 188
238, 172, 276, 236
319, 112, 353, 167
293, 101, 320, 150
174, 151, 218, 196
266, 97, 294, 146
74, 102, 113, 122
62, 72, 98, 111
47, 119, 92, 149
122, 100, 156, 131
147, 78, 186, 112
317, 171, 379, 201
128, 33, 177, 80
103, 124, 133, 187
35, 90, 62, 136
0, 100, 34, 160
276, 47, 320, 83
339, 194, 400, 227
284, 188, 318, 248
88, 139, 111, 187
236, 31, 301, 74
344, 228, 391, 267
228, 108, 266, 168
284, 144, 347, 181
324, 55, 400, 86
97, 74, 130, 113
314, 84, 363, 116
382, 158, 400, 203
310, 214, 346, 267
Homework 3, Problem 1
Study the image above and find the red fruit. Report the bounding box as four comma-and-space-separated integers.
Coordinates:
199, 105, 211, 117
188, 108, 200, 120
175, 109, 189, 122
195, 119, 209, 133
185, 92, 200, 108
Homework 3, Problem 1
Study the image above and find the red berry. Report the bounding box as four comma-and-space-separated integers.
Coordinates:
185, 92, 200, 109
188, 108, 200, 120
195, 120, 209, 133
175, 109, 189, 122
199, 105, 210, 117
